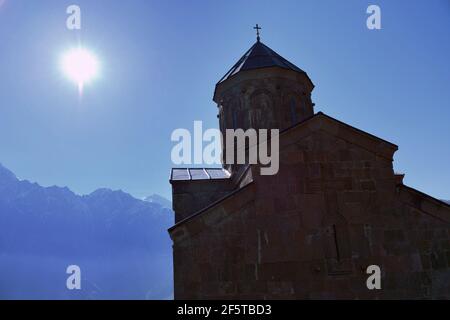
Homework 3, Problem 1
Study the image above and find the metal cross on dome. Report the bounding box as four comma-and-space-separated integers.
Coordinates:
254, 24, 262, 42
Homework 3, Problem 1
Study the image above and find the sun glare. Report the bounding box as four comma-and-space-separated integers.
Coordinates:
61, 48, 99, 94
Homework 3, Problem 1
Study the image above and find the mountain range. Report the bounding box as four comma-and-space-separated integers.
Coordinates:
0, 163, 173, 299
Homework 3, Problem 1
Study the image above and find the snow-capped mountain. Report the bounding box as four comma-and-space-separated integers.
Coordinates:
0, 163, 173, 300
143, 194, 172, 209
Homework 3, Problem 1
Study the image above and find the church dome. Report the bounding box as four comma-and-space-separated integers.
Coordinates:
217, 40, 311, 84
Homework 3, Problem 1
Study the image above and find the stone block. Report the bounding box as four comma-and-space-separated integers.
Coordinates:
360, 179, 376, 191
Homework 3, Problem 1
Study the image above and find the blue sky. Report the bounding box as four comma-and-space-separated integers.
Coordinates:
0, 0, 449, 200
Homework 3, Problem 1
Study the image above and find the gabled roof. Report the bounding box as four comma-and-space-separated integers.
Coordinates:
279, 112, 399, 160
217, 41, 308, 84
398, 184, 450, 223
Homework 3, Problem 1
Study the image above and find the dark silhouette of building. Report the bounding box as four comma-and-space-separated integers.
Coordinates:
168, 38, 450, 299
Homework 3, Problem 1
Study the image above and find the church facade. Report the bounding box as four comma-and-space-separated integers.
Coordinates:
168, 38, 450, 299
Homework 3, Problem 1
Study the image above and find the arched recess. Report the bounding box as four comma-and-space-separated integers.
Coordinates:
250, 89, 275, 129
282, 92, 304, 127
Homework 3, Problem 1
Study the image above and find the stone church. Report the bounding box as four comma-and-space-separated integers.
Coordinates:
168, 36, 450, 299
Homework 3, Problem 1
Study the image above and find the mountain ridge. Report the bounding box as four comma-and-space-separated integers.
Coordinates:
0, 162, 171, 206
0, 162, 173, 299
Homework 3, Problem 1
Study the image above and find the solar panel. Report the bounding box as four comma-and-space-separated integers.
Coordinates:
171, 168, 231, 181
171, 169, 190, 181
206, 168, 230, 179
189, 169, 209, 180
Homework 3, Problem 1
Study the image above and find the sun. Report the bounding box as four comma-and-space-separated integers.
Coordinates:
60, 47, 99, 94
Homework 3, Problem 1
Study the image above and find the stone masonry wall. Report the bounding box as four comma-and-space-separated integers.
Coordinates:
170, 122, 450, 299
